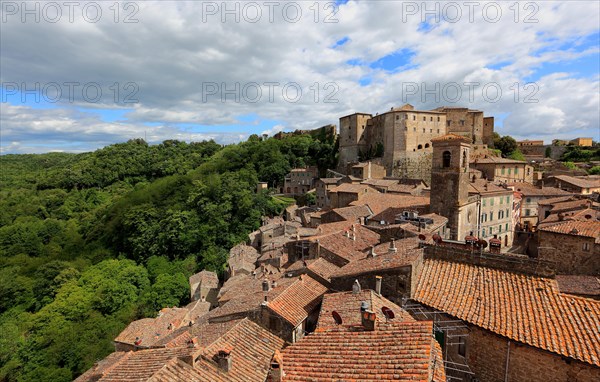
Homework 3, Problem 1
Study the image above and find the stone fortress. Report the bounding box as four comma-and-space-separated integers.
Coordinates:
338, 104, 495, 181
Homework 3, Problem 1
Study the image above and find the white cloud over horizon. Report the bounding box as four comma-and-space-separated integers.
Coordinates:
1, 0, 599, 153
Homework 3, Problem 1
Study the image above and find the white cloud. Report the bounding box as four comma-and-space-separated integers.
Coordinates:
1, 0, 598, 152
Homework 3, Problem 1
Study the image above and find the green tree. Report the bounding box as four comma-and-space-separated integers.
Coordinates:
493, 135, 518, 157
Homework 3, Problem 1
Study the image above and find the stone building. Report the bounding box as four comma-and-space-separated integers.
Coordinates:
315, 177, 343, 208
349, 161, 386, 180
338, 104, 495, 180
411, 250, 600, 382
326, 183, 379, 208
537, 220, 600, 276
189, 270, 219, 307
507, 183, 573, 231
470, 156, 534, 183
283, 167, 318, 195
469, 180, 515, 247
430, 134, 478, 241
544, 175, 600, 195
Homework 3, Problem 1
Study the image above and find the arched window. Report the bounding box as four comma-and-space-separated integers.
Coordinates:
443, 151, 451, 168
425, 143, 430, 148
417, 144, 423, 150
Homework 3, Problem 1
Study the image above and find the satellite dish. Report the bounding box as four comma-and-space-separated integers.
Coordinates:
332, 311, 342, 325
418, 234, 426, 241
381, 306, 395, 321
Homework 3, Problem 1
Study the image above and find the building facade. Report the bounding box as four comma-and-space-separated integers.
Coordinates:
338, 104, 495, 180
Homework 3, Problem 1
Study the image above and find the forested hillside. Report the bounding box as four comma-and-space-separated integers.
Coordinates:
0, 133, 337, 382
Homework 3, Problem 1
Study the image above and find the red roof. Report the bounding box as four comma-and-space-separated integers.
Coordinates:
267, 275, 328, 326
414, 259, 600, 367
316, 290, 415, 330
281, 321, 445, 381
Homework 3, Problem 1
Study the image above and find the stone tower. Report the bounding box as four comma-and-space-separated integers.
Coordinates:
430, 134, 474, 240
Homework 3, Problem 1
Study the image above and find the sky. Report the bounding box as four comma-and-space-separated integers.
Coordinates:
1, 0, 599, 154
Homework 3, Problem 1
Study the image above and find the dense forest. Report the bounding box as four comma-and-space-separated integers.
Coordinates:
0, 132, 337, 382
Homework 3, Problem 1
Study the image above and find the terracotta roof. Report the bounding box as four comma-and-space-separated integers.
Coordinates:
548, 199, 593, 214
114, 308, 189, 348
556, 275, 600, 298
414, 259, 600, 367
147, 358, 203, 382
537, 196, 577, 206
317, 177, 343, 184
316, 226, 380, 263
509, 183, 572, 197
306, 258, 341, 281
539, 208, 600, 226
189, 270, 219, 288
82, 347, 192, 382
316, 290, 415, 330
350, 193, 430, 217
332, 239, 423, 278
194, 318, 285, 382
328, 183, 379, 194
538, 220, 600, 243
468, 179, 510, 195
324, 205, 373, 221
228, 244, 259, 273
551, 175, 600, 189
267, 275, 328, 326
431, 133, 470, 142
209, 276, 297, 322
75, 352, 129, 382
281, 321, 445, 382
472, 156, 527, 164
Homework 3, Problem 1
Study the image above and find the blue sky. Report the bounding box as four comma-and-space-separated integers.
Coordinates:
1, 1, 599, 153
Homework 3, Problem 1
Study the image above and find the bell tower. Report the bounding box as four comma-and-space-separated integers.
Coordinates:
430, 134, 472, 240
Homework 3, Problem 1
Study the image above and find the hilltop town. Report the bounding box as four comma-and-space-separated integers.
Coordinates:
73, 103, 600, 382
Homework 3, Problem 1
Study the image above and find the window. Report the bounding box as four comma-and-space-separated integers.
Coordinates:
515, 167, 519, 174
418, 144, 423, 150
482, 213, 487, 222
414, 127, 416, 132
437, 129, 440, 133
506, 196, 510, 204
460, 120, 465, 126
583, 243, 591, 251
499, 225, 502, 233
443, 151, 451, 168
505, 223, 509, 231
482, 228, 486, 237
501, 166, 506, 175
508, 168, 511, 175
437, 117, 440, 122
490, 198, 494, 206
396, 115, 399, 120
413, 115, 416, 121
490, 212, 494, 221
499, 211, 504, 219
500, 197, 503, 205
425, 143, 430, 148
447, 121, 451, 127
458, 336, 467, 357
423, 116, 426, 121
526, 197, 531, 203
483, 199, 486, 207
490, 227, 493, 234
430, 117, 433, 121
423, 128, 426, 133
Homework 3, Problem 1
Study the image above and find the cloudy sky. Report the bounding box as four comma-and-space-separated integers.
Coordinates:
1, 0, 599, 153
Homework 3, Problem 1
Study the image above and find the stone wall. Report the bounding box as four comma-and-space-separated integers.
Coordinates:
538, 231, 600, 276
467, 326, 599, 382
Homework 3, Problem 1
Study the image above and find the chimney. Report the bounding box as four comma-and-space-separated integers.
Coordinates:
361, 310, 376, 331
262, 279, 271, 292
389, 239, 397, 253
360, 301, 370, 312
345, 230, 350, 238
269, 350, 284, 382
367, 246, 377, 258
375, 276, 382, 295
216, 350, 232, 372
352, 279, 362, 295
271, 280, 277, 289
352, 225, 356, 241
